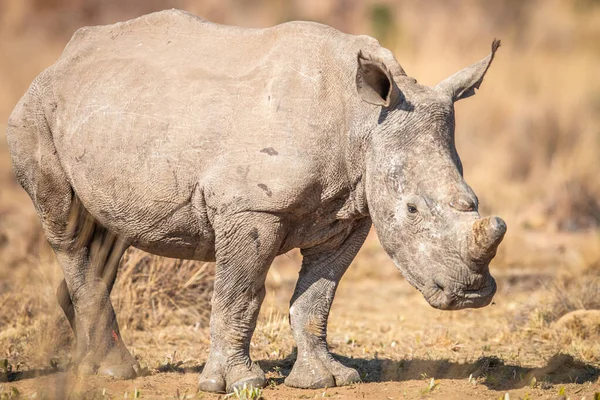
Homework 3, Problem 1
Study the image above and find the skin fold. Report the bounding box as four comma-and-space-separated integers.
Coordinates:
6, 10, 506, 393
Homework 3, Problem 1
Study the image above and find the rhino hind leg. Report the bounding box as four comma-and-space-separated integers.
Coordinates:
285, 218, 371, 389
50, 197, 138, 379
56, 229, 122, 338
198, 212, 283, 393
56, 279, 76, 332
7, 89, 137, 379
52, 199, 137, 379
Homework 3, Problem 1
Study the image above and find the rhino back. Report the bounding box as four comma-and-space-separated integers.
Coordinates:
43, 10, 377, 253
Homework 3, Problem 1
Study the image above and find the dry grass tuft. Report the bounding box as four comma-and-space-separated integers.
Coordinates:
471, 356, 505, 379
523, 180, 600, 232
113, 248, 215, 331
527, 353, 599, 385
541, 274, 600, 324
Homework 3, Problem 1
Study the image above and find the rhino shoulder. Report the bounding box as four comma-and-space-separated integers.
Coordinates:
62, 24, 104, 57
62, 9, 207, 55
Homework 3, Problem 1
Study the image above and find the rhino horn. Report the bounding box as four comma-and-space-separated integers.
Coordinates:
468, 216, 507, 265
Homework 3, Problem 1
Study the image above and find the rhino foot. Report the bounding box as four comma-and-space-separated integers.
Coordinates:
77, 338, 140, 380
198, 361, 265, 393
77, 360, 138, 380
285, 354, 360, 389
97, 364, 137, 379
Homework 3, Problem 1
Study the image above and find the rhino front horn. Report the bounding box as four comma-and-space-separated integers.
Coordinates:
468, 216, 507, 265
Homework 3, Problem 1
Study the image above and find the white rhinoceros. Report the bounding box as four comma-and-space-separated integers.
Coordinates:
7, 9, 505, 393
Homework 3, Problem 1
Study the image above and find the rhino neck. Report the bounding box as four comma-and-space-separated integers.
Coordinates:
336, 169, 368, 220
335, 106, 377, 221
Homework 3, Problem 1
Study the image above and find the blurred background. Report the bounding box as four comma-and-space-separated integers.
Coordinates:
0, 0, 599, 396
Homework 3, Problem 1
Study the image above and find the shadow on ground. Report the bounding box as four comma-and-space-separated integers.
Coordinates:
6, 352, 598, 392
258, 351, 600, 391
3, 365, 60, 383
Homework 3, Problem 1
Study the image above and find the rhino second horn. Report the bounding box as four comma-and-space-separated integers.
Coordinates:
468, 216, 507, 266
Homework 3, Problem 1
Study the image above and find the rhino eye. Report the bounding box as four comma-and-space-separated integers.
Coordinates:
407, 203, 418, 214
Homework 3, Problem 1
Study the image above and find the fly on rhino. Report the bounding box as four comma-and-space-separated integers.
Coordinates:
6, 9, 504, 394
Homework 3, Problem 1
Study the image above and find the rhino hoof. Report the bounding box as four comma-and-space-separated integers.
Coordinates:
330, 364, 360, 386
285, 356, 360, 388
198, 376, 226, 393
97, 364, 138, 380
229, 375, 266, 393
285, 373, 335, 389
285, 357, 335, 389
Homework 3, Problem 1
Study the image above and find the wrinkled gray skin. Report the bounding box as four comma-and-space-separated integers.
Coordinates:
6, 10, 506, 393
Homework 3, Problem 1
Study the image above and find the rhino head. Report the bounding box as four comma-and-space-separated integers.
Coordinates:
357, 40, 505, 310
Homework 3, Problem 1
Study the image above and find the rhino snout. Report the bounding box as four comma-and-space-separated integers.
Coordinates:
424, 273, 497, 310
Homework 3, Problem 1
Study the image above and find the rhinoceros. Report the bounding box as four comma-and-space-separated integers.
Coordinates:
7, 9, 506, 393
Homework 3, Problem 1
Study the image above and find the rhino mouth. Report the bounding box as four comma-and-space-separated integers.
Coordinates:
423, 275, 497, 310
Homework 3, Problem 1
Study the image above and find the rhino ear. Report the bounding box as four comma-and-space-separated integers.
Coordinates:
435, 39, 501, 102
356, 51, 397, 108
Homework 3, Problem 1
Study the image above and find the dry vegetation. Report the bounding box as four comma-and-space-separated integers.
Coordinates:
0, 0, 599, 399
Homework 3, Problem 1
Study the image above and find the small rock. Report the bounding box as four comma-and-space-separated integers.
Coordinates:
553, 309, 600, 337
540, 381, 553, 390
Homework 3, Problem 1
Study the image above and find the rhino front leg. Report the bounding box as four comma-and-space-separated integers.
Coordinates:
285, 218, 371, 389
198, 212, 283, 393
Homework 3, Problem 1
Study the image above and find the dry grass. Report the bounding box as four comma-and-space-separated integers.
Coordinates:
542, 274, 600, 324
114, 250, 214, 331
0, 250, 216, 377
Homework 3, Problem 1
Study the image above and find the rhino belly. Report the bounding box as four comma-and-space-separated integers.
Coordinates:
62, 141, 216, 261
